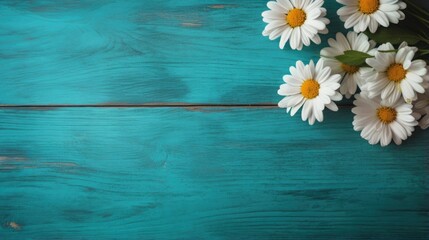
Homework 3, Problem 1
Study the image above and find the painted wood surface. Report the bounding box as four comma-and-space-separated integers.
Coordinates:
0, 108, 428, 239
1, 0, 429, 239
0, 0, 345, 105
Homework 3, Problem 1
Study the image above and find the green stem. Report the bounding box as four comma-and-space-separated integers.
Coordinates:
410, 12, 429, 25
417, 34, 429, 45
419, 30, 429, 39
404, 0, 429, 17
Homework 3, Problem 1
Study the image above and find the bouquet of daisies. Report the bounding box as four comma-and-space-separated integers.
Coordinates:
262, 0, 429, 146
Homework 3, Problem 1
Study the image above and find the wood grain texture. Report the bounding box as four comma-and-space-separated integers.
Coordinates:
0, 0, 345, 105
1, 1, 428, 239
0, 108, 428, 239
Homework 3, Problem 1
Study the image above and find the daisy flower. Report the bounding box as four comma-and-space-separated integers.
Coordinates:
415, 92, 429, 129
278, 59, 343, 125
262, 0, 330, 50
364, 42, 427, 105
414, 72, 429, 129
320, 31, 376, 98
352, 93, 418, 146
337, 0, 406, 33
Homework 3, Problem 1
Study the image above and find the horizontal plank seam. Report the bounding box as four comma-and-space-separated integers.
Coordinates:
0, 103, 353, 108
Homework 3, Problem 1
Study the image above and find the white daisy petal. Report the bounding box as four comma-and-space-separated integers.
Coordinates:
414, 91, 429, 129
290, 98, 305, 116
352, 94, 417, 146
278, 59, 343, 124
278, 0, 294, 9
269, 27, 285, 40
302, 100, 312, 121
320, 31, 376, 99
337, 0, 406, 33
373, 11, 389, 27
268, 1, 287, 12
262, 0, 329, 49
279, 27, 293, 49
313, 103, 324, 122
369, 17, 378, 33
326, 102, 338, 111
345, 12, 362, 29
408, 60, 427, 75
365, 43, 427, 104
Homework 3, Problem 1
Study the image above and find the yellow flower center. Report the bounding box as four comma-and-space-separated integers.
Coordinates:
286, 9, 306, 28
341, 64, 360, 74
387, 63, 407, 83
301, 79, 320, 99
377, 107, 397, 124
359, 0, 379, 14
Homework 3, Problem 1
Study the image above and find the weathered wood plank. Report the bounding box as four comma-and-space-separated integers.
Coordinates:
0, 0, 344, 105
0, 108, 428, 239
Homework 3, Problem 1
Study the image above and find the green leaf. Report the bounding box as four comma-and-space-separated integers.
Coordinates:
334, 50, 373, 67
365, 25, 421, 45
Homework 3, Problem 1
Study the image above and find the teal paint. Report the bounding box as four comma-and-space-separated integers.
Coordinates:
0, 1, 428, 239
0, 0, 343, 105
0, 108, 428, 239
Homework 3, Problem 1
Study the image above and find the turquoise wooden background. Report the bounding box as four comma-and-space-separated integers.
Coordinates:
0, 1, 428, 239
